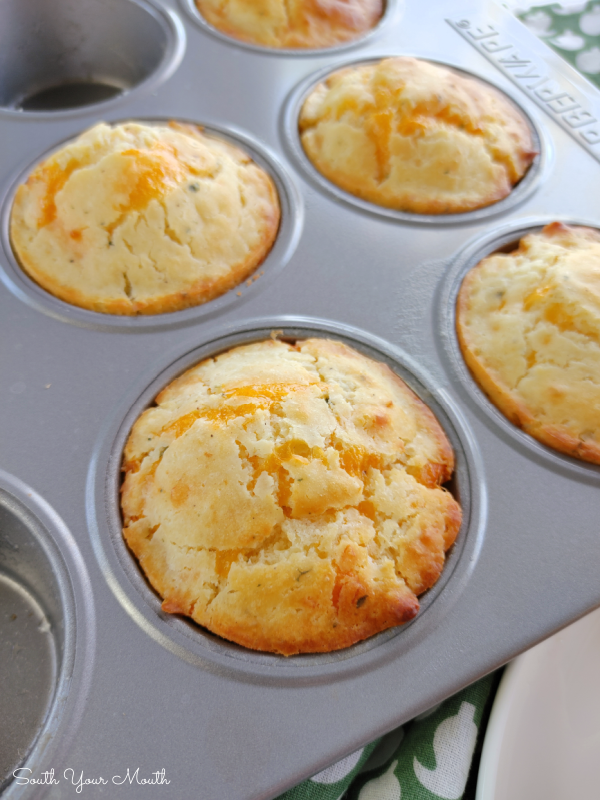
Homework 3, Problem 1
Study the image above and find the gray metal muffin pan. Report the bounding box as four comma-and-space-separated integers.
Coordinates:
1, 0, 599, 797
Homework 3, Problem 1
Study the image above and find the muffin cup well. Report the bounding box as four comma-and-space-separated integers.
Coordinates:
87, 317, 486, 684
438, 218, 600, 481
0, 472, 94, 796
0, 0, 185, 115
0, 120, 303, 332
282, 55, 547, 225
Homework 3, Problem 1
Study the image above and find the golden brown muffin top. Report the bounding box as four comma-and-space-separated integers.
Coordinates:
10, 122, 280, 315
195, 0, 383, 49
299, 57, 537, 214
457, 222, 600, 464
121, 338, 461, 655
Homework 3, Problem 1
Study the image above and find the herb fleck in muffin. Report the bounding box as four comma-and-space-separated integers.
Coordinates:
457, 222, 600, 464
10, 122, 280, 315
121, 338, 461, 655
299, 57, 537, 214
195, 0, 383, 49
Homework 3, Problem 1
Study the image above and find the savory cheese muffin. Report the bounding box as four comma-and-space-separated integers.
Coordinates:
121, 337, 462, 656
10, 122, 280, 315
195, 0, 383, 49
299, 57, 537, 214
457, 222, 600, 464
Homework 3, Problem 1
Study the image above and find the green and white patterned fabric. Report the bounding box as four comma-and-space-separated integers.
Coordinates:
505, 0, 600, 88
276, 3, 599, 797
276, 673, 498, 800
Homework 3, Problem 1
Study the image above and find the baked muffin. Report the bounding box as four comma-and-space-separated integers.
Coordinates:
10, 122, 280, 315
195, 0, 383, 49
299, 57, 537, 214
121, 337, 462, 656
457, 222, 600, 464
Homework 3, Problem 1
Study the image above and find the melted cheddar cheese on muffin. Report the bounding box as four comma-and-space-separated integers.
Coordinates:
457, 222, 600, 464
10, 122, 280, 315
299, 57, 537, 214
121, 338, 461, 655
195, 0, 383, 49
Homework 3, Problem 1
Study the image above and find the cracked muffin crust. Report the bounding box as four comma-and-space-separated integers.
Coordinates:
10, 122, 280, 315
457, 222, 600, 464
121, 338, 462, 656
299, 57, 537, 214
194, 0, 383, 50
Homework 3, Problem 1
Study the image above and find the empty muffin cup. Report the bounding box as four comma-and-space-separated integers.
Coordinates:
0, 0, 182, 112
0, 486, 75, 790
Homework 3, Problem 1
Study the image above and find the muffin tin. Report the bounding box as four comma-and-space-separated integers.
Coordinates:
1, 0, 600, 797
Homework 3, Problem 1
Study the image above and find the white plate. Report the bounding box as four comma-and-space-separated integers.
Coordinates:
477, 606, 600, 800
